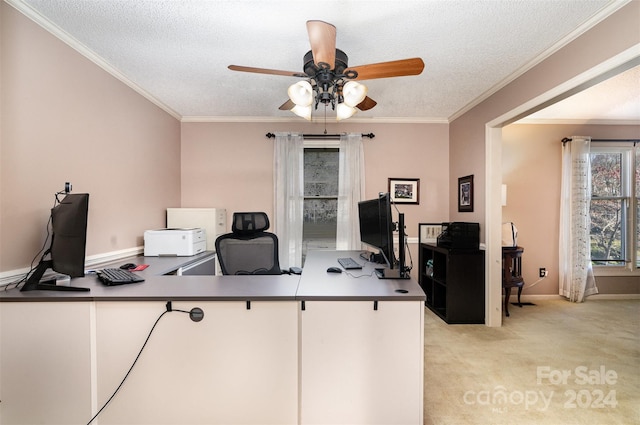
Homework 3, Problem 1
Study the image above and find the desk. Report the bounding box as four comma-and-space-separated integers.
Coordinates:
0, 250, 425, 425
298, 250, 425, 424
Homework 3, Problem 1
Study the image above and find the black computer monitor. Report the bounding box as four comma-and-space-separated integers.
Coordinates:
358, 193, 409, 279
21, 192, 90, 292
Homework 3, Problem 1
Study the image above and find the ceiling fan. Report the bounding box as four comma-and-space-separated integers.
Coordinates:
228, 20, 425, 120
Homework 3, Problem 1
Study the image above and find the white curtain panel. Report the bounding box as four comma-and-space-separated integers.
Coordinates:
559, 136, 598, 302
336, 133, 365, 250
273, 132, 304, 269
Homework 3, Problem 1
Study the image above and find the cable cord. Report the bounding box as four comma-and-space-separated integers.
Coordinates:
523, 275, 547, 289
85, 302, 202, 424
390, 201, 413, 273
85, 309, 168, 425
4, 195, 58, 291
345, 270, 376, 278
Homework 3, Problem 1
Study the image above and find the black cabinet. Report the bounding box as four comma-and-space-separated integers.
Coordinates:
419, 243, 485, 324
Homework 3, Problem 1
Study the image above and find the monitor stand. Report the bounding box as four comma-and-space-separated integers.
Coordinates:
374, 212, 411, 280
21, 260, 90, 292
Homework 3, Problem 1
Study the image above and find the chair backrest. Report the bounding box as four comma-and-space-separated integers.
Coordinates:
215, 212, 282, 275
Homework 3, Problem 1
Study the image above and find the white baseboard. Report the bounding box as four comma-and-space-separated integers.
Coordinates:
587, 293, 640, 300
0, 247, 143, 286
84, 246, 144, 268
518, 294, 640, 302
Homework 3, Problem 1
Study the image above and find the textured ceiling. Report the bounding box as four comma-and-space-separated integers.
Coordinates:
524, 65, 640, 123
9, 0, 638, 122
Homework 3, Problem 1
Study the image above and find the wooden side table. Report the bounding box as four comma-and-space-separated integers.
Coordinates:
502, 246, 524, 317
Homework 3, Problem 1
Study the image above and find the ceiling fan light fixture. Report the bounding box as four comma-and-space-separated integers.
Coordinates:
342, 81, 367, 107
291, 104, 312, 120
288, 81, 313, 106
336, 103, 357, 121
230, 20, 426, 121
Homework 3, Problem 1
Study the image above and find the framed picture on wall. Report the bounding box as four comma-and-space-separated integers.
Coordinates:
458, 175, 474, 212
388, 178, 420, 205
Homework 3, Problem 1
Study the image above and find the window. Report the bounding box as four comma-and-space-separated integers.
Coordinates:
303, 148, 339, 258
590, 143, 638, 270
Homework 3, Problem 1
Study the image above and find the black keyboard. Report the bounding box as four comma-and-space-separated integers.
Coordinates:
97, 268, 145, 286
338, 257, 362, 270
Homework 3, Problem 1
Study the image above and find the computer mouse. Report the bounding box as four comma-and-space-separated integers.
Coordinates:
119, 263, 136, 270
326, 267, 342, 273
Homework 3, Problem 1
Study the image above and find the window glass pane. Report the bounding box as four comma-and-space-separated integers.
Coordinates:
304, 148, 339, 196
590, 199, 624, 264
591, 152, 621, 197
303, 148, 339, 255
637, 148, 640, 267
636, 148, 640, 198
637, 203, 640, 268
303, 198, 338, 240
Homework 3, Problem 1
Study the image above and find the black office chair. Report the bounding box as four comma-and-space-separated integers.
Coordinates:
215, 212, 284, 275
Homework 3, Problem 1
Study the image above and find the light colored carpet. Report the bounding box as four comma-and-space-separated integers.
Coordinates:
424, 298, 640, 425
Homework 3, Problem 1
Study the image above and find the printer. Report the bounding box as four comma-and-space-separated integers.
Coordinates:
144, 228, 206, 256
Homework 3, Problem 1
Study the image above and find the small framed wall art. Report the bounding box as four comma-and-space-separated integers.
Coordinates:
388, 178, 420, 205
458, 174, 474, 212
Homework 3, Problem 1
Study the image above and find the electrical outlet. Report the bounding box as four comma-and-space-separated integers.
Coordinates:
539, 268, 547, 278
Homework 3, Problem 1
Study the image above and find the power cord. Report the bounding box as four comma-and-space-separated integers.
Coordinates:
523, 274, 547, 289
4, 197, 58, 291
86, 301, 203, 425
390, 201, 413, 274
345, 270, 376, 278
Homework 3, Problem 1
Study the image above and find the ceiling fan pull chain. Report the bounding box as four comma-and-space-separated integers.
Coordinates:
324, 105, 328, 134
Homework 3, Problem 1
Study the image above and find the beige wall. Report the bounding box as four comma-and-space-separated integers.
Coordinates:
2, 0, 638, 298
180, 120, 450, 239
180, 121, 449, 280
449, 1, 640, 311
0, 3, 181, 271
450, 1, 640, 231
503, 123, 640, 295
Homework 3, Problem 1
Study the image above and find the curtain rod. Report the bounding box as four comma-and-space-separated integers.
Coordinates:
266, 132, 375, 140
562, 137, 639, 144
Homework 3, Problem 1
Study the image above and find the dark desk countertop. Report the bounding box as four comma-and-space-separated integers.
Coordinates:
0, 250, 425, 302
297, 250, 425, 301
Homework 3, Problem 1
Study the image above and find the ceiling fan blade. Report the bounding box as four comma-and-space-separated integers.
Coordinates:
279, 99, 295, 110
306, 20, 336, 69
228, 65, 305, 78
347, 58, 425, 81
356, 96, 377, 111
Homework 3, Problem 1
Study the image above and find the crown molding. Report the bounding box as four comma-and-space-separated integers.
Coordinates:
8, 0, 629, 125
448, 0, 632, 122
5, 0, 182, 120
6, 0, 448, 126
514, 118, 640, 126
180, 115, 449, 124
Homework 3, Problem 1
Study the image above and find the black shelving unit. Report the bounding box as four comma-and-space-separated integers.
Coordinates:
419, 243, 485, 324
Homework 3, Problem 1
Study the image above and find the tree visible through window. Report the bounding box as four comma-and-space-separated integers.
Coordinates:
590, 144, 638, 269
636, 148, 640, 267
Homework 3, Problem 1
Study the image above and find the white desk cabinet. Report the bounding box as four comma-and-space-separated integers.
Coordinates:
0, 302, 94, 425
95, 300, 298, 424
299, 300, 424, 425
0, 250, 424, 424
